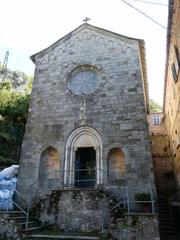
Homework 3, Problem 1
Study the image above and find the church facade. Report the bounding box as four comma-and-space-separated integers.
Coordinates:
17, 24, 154, 209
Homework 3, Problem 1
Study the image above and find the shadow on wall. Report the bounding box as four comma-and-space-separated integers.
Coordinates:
39, 146, 60, 180
107, 148, 126, 181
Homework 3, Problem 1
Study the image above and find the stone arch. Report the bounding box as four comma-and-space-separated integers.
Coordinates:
90, 34, 96, 42
116, 43, 123, 52
57, 48, 64, 57
98, 37, 105, 46
39, 146, 60, 180
107, 147, 126, 181
125, 47, 133, 55
73, 37, 81, 45
40, 59, 46, 64
82, 31, 88, 40
64, 126, 103, 187
48, 53, 56, 62
65, 43, 73, 52
107, 40, 114, 49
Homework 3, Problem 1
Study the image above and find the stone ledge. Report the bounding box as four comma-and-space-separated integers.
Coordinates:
125, 212, 158, 216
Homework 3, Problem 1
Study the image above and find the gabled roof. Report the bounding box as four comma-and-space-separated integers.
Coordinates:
30, 23, 144, 62
30, 23, 149, 112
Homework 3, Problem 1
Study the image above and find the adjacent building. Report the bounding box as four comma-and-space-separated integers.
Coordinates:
164, 0, 180, 193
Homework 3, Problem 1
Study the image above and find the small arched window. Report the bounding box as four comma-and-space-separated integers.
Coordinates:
107, 148, 125, 181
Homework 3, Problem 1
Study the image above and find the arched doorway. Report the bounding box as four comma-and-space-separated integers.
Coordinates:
75, 147, 96, 188
107, 147, 125, 181
65, 126, 103, 188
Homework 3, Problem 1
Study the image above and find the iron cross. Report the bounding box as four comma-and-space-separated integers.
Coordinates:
83, 17, 90, 24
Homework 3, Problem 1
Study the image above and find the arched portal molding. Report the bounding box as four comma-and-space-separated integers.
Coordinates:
64, 126, 103, 187
66, 126, 102, 149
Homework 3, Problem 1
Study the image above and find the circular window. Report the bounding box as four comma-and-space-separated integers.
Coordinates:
68, 70, 101, 95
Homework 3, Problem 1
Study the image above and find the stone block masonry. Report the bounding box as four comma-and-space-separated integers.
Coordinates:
17, 23, 154, 216
16, 22, 158, 240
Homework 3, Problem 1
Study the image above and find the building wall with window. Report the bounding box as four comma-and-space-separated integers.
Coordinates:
164, 0, 180, 189
148, 113, 174, 193
148, 113, 167, 157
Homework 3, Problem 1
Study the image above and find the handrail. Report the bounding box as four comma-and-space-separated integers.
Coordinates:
104, 201, 124, 216
101, 194, 114, 203
12, 200, 28, 216
1, 189, 31, 230
29, 169, 57, 191
100, 186, 156, 232
14, 189, 30, 205
28, 168, 155, 197
28, 168, 103, 196
13, 189, 31, 229
28, 167, 97, 188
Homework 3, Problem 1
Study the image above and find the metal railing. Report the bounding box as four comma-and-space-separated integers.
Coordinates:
100, 186, 156, 232
28, 168, 102, 196
28, 168, 156, 214
27, 168, 156, 202
28, 168, 126, 190
34, 168, 100, 202
0, 167, 156, 231
1, 189, 31, 229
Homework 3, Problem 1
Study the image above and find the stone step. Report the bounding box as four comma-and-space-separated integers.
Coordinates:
8, 216, 35, 223
159, 213, 172, 217
8, 216, 27, 220
21, 226, 43, 233
162, 237, 176, 240
161, 226, 175, 230
115, 217, 124, 222
16, 221, 37, 226
0, 210, 22, 214
160, 223, 174, 228
161, 229, 176, 233
157, 196, 177, 240
158, 207, 169, 210
27, 235, 100, 239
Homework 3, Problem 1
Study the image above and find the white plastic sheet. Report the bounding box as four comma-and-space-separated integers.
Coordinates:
0, 165, 19, 210
0, 165, 19, 180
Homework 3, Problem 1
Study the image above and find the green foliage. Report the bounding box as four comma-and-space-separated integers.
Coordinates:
0, 69, 32, 166
149, 99, 162, 113
0, 81, 12, 91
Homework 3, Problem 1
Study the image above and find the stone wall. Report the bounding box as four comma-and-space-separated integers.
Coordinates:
164, 0, 180, 190
147, 113, 175, 193
38, 190, 108, 232
147, 113, 169, 157
0, 213, 20, 239
153, 157, 175, 193
109, 214, 160, 240
17, 24, 153, 200
36, 190, 159, 239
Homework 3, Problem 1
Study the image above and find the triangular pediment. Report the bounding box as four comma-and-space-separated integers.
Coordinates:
30, 23, 149, 113
30, 23, 144, 63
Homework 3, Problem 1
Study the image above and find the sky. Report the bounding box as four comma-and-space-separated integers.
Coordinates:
0, 0, 168, 104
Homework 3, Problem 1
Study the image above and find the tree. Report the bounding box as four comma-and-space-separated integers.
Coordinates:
149, 99, 162, 113
0, 71, 32, 166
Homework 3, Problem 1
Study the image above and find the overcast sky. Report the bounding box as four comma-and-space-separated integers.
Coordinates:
0, 0, 168, 104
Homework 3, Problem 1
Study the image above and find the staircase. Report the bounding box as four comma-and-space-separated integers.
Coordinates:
25, 233, 101, 239
1, 210, 102, 239
0, 187, 157, 239
4, 209, 42, 233
158, 197, 177, 240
